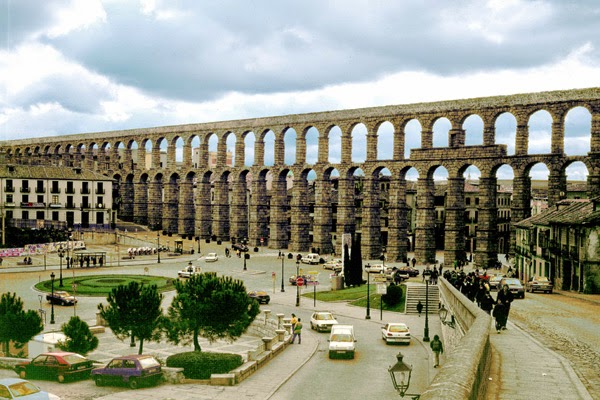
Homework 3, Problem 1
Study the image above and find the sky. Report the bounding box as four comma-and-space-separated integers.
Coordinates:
2, 0, 600, 181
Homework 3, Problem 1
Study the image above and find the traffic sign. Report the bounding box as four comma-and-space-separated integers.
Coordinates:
306, 281, 319, 286
296, 277, 305, 286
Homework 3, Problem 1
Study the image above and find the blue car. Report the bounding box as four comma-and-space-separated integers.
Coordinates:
0, 378, 60, 399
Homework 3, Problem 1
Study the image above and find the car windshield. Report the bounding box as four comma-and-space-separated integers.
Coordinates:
316, 313, 334, 320
138, 357, 160, 368
8, 381, 41, 396
535, 277, 549, 282
62, 353, 87, 364
331, 333, 353, 342
389, 325, 408, 332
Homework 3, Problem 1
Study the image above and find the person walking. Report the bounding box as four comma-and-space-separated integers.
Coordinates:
496, 284, 514, 328
290, 318, 303, 344
290, 313, 298, 334
430, 335, 444, 368
416, 300, 423, 317
480, 290, 495, 315
492, 300, 508, 333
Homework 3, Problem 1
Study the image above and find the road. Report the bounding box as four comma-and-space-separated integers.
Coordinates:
509, 290, 600, 399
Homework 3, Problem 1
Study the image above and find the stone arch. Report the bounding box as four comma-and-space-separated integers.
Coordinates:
326, 125, 342, 164
351, 123, 367, 163
528, 110, 553, 155
462, 114, 484, 146
376, 121, 394, 160
564, 106, 592, 156
403, 119, 422, 158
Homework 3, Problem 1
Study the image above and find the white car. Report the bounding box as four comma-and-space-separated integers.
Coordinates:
365, 264, 387, 274
177, 265, 202, 278
381, 322, 411, 345
205, 252, 219, 262
323, 259, 343, 272
310, 311, 339, 332
328, 325, 356, 359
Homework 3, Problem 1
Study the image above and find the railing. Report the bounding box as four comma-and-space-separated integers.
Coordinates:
20, 202, 45, 208
65, 188, 76, 194
96, 188, 105, 194
80, 188, 90, 194
50, 188, 61, 194
4, 186, 14, 192
35, 187, 46, 193
20, 187, 30, 193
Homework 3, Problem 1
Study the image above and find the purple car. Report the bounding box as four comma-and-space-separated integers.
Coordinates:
91, 355, 162, 389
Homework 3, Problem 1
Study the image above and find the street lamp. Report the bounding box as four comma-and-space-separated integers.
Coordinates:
67, 228, 73, 269
57, 245, 65, 287
243, 253, 249, 271
50, 272, 55, 324
388, 352, 420, 399
439, 304, 456, 329
295, 254, 301, 307
365, 263, 371, 319
423, 269, 431, 342
280, 253, 285, 292
157, 231, 161, 264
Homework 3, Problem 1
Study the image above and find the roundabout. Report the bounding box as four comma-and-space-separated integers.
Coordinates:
34, 275, 176, 296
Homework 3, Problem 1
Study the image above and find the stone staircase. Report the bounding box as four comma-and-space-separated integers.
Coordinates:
405, 282, 440, 314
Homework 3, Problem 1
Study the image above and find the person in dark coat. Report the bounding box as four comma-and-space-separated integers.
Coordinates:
480, 291, 495, 315
496, 284, 514, 328
492, 300, 508, 333
416, 300, 423, 317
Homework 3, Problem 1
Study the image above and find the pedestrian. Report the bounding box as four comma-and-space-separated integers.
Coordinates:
411, 257, 416, 268
430, 334, 444, 368
492, 300, 508, 333
416, 300, 423, 317
290, 318, 302, 344
496, 284, 514, 327
290, 313, 298, 334
480, 291, 495, 315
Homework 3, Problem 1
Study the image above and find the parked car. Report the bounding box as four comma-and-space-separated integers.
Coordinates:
46, 291, 77, 306
92, 354, 163, 389
310, 311, 339, 332
178, 264, 202, 278
0, 378, 61, 400
489, 274, 505, 291
232, 243, 249, 253
248, 290, 270, 304
381, 322, 411, 345
323, 259, 343, 272
15, 352, 94, 383
328, 325, 356, 359
301, 253, 321, 264
397, 266, 419, 277
365, 264, 386, 274
526, 276, 554, 293
204, 252, 219, 262
499, 278, 525, 299
385, 267, 409, 282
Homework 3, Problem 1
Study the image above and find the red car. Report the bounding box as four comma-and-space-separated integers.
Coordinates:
15, 352, 94, 383
92, 354, 163, 389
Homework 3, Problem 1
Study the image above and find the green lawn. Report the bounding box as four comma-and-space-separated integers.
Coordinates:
34, 275, 175, 296
303, 283, 406, 313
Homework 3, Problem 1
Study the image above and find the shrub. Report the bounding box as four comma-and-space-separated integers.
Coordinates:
166, 351, 243, 379
382, 283, 402, 307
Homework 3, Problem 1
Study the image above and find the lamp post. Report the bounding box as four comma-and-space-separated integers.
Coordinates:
157, 231, 161, 264
423, 271, 430, 342
57, 245, 65, 287
243, 253, 249, 271
388, 352, 420, 399
439, 304, 456, 329
50, 272, 55, 324
67, 228, 73, 270
295, 256, 301, 307
280, 253, 285, 292
365, 263, 371, 319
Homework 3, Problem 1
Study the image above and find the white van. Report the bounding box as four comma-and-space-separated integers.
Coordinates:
328, 324, 356, 359
301, 253, 320, 265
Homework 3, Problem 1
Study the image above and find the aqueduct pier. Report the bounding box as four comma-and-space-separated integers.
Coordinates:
2, 87, 600, 270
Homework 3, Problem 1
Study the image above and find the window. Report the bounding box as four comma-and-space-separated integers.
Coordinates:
52, 211, 59, 221
36, 211, 44, 220
51, 180, 60, 193
22, 195, 29, 203
6, 194, 13, 203
52, 195, 59, 204
67, 181, 74, 194
37, 195, 44, 203
22, 211, 29, 220
466, 197, 471, 206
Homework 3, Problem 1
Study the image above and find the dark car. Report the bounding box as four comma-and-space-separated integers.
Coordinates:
92, 354, 163, 389
398, 266, 420, 277
499, 278, 525, 299
232, 243, 249, 252
15, 352, 93, 383
46, 291, 77, 306
248, 290, 270, 304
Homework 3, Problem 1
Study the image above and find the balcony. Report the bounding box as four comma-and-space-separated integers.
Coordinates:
80, 188, 90, 194
35, 187, 46, 193
96, 188, 105, 194
20, 187, 31, 193
65, 188, 76, 194
80, 203, 91, 209
49, 203, 63, 208
50, 188, 61, 194
65, 203, 76, 209
4, 186, 14, 193
3, 202, 16, 207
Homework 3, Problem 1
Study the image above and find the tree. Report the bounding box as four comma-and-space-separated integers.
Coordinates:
98, 281, 164, 354
344, 235, 363, 286
166, 272, 260, 351
0, 292, 43, 356
57, 316, 99, 356
343, 243, 351, 283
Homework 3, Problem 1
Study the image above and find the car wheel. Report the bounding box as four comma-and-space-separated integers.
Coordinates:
129, 377, 139, 389
94, 376, 104, 387
57, 374, 65, 383
549, 290, 553, 294
18, 370, 26, 379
